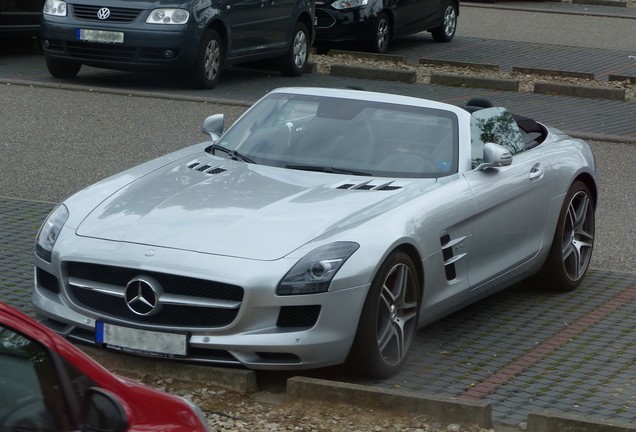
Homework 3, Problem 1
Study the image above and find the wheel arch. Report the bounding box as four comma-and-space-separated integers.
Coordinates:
206, 19, 228, 55
296, 10, 315, 45
391, 243, 424, 304
574, 172, 598, 208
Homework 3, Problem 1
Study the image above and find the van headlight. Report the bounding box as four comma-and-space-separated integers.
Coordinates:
43, 0, 67, 16
35, 205, 69, 262
146, 9, 189, 24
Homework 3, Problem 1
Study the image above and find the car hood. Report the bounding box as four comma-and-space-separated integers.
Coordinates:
76, 157, 433, 260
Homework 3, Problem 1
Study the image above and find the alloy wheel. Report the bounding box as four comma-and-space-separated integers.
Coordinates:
561, 191, 594, 281
376, 262, 418, 366
292, 30, 307, 69
443, 5, 457, 38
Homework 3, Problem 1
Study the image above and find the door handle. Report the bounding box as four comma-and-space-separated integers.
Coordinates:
529, 163, 544, 181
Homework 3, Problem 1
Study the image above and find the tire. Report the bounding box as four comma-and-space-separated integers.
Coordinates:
279, 22, 309, 77
347, 251, 420, 378
431, 0, 458, 42
45, 58, 81, 79
190, 29, 223, 89
369, 12, 390, 54
541, 181, 595, 291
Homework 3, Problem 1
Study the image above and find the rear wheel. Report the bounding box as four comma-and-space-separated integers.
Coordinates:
541, 181, 595, 291
279, 21, 309, 76
45, 58, 81, 78
347, 251, 419, 378
190, 29, 223, 89
369, 12, 391, 54
431, 0, 457, 42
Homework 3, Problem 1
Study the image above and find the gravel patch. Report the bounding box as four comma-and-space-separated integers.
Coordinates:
309, 53, 636, 101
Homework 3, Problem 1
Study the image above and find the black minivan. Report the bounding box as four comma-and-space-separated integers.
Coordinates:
40, 0, 315, 88
0, 0, 44, 38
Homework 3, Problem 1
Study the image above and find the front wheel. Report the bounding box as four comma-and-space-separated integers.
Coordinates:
369, 12, 391, 54
190, 29, 223, 89
347, 251, 420, 378
541, 181, 595, 291
45, 58, 81, 78
279, 22, 309, 77
431, 0, 458, 42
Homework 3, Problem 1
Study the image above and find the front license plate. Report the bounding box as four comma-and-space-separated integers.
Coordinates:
96, 322, 187, 357
76, 28, 124, 44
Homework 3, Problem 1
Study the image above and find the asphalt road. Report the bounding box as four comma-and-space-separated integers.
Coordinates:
458, 2, 636, 51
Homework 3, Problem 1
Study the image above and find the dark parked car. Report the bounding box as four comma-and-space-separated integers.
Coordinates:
314, 0, 458, 53
40, 0, 315, 88
0, 0, 44, 38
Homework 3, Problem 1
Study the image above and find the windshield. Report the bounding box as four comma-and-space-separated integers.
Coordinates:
211, 93, 459, 178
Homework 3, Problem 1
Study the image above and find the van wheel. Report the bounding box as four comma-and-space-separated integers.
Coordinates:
191, 29, 223, 89
279, 22, 308, 76
46, 58, 81, 78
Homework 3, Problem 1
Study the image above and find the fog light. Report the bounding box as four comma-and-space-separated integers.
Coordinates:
43, 39, 50, 48
163, 50, 175, 59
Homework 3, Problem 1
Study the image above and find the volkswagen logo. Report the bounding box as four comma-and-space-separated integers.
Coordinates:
124, 276, 162, 316
97, 7, 111, 20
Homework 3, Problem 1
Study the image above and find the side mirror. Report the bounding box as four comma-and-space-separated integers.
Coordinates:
79, 388, 128, 432
202, 114, 225, 142
475, 142, 512, 171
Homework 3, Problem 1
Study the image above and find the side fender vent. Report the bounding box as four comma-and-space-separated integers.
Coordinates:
440, 234, 468, 281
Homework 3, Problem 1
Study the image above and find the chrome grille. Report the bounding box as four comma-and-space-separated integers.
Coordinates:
73, 4, 142, 22
66, 262, 243, 328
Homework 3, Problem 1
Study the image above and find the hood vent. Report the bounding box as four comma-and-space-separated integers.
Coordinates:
188, 161, 226, 175
336, 180, 402, 191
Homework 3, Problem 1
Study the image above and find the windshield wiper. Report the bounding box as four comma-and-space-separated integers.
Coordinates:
286, 164, 371, 176
211, 144, 255, 164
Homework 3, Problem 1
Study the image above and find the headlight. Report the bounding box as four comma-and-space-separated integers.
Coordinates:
146, 9, 190, 24
277, 242, 359, 295
331, 0, 368, 9
35, 205, 69, 262
43, 0, 67, 16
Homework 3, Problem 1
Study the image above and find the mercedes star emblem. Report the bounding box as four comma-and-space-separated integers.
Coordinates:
124, 276, 162, 316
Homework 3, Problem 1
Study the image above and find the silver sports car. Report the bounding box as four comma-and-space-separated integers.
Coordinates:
33, 87, 597, 378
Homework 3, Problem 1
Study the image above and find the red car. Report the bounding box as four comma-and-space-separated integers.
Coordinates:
0, 302, 209, 432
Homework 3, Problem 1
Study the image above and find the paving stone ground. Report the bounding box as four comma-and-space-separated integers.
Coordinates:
2, 196, 636, 427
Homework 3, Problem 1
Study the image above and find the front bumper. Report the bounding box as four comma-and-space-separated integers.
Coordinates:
33, 232, 370, 370
314, 6, 376, 44
40, 16, 199, 71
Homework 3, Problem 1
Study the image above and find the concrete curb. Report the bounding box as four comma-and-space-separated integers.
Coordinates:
330, 64, 417, 84
79, 345, 258, 393
572, 0, 628, 6
609, 74, 636, 84
534, 81, 626, 101
430, 72, 520, 91
512, 66, 595, 80
420, 58, 499, 71
287, 376, 492, 428
527, 410, 636, 432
